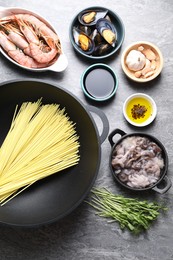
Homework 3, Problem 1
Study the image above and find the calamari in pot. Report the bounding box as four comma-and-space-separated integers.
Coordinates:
111, 136, 164, 189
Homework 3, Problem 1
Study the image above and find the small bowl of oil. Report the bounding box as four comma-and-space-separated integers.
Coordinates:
81, 63, 118, 102
123, 93, 157, 127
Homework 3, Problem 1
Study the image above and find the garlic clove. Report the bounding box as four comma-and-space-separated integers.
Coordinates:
151, 60, 157, 70
134, 71, 142, 78
141, 48, 156, 60
143, 70, 155, 78
138, 45, 144, 52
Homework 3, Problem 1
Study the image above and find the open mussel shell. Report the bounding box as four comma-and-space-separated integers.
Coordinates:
96, 18, 117, 47
94, 43, 113, 56
78, 25, 92, 36
90, 29, 103, 45
73, 27, 95, 55
78, 9, 108, 26
90, 29, 113, 56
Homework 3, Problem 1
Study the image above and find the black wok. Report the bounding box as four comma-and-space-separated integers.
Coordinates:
0, 79, 109, 226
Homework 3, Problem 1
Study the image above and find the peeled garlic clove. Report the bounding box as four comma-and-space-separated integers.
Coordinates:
141, 48, 156, 60
142, 67, 153, 76
134, 71, 142, 78
138, 45, 144, 52
143, 58, 151, 69
143, 70, 155, 78
141, 59, 152, 75
151, 60, 157, 70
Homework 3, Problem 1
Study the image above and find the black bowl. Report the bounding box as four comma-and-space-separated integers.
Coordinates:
69, 6, 125, 60
108, 128, 172, 194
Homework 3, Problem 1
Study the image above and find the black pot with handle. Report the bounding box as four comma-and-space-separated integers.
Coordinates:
108, 128, 172, 194
0, 79, 109, 226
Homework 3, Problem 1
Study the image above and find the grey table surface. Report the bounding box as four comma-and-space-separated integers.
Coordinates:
0, 0, 173, 259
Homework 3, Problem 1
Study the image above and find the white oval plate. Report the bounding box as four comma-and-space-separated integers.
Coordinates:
0, 6, 68, 72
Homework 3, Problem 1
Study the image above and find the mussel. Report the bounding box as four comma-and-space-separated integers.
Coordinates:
94, 43, 112, 56
78, 9, 108, 26
90, 29, 103, 45
96, 18, 117, 47
78, 25, 92, 36
105, 15, 112, 23
90, 29, 112, 56
73, 27, 95, 55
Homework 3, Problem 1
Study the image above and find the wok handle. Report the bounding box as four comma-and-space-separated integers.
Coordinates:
108, 128, 126, 147
87, 105, 109, 144
152, 175, 172, 194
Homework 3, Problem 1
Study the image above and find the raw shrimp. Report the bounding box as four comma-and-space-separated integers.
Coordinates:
15, 19, 40, 45
16, 19, 58, 63
29, 42, 58, 63
0, 13, 62, 66
1, 23, 54, 63
17, 14, 61, 49
1, 24, 31, 56
0, 31, 48, 68
0, 14, 61, 51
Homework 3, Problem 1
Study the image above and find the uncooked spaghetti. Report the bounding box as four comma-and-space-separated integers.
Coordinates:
0, 100, 80, 205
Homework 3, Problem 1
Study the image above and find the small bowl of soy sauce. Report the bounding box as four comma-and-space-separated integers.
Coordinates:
81, 63, 118, 102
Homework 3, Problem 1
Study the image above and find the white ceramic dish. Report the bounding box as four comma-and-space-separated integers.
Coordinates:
0, 6, 68, 72
123, 93, 157, 127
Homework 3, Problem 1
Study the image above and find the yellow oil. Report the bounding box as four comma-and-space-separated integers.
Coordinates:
126, 97, 153, 124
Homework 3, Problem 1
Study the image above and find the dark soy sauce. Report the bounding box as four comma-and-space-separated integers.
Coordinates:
84, 68, 115, 99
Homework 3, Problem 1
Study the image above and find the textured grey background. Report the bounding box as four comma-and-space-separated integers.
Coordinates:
0, 0, 173, 259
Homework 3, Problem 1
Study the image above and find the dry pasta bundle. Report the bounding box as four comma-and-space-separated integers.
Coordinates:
0, 100, 80, 205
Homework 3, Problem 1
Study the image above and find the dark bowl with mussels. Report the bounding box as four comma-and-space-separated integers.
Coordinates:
108, 129, 172, 194
69, 6, 125, 59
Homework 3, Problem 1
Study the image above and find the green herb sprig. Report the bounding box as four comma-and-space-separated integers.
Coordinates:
87, 188, 167, 234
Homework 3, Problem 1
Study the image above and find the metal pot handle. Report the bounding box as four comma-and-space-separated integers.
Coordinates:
152, 175, 172, 194
87, 105, 109, 144
108, 128, 126, 147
